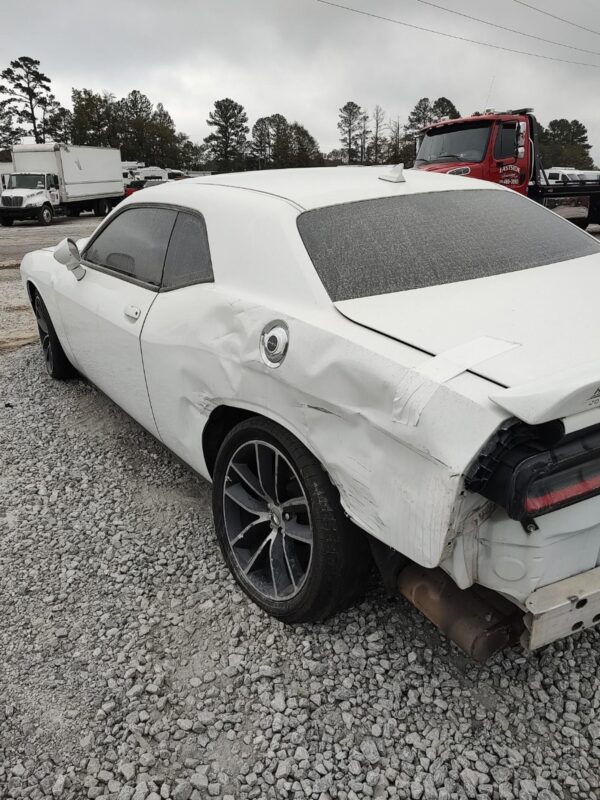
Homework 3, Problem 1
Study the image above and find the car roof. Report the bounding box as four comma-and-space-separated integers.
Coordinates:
177, 165, 500, 211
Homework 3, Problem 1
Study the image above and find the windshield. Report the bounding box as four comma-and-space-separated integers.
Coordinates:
297, 189, 600, 302
415, 121, 491, 165
7, 173, 45, 190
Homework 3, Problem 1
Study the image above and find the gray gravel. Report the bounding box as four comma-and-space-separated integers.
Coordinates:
2, 344, 600, 800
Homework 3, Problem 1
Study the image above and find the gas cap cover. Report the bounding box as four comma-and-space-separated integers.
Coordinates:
260, 320, 289, 367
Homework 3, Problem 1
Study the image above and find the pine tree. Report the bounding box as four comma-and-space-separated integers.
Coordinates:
204, 98, 249, 172
369, 105, 386, 165
337, 101, 363, 163
405, 97, 434, 138
431, 97, 460, 121
0, 56, 53, 143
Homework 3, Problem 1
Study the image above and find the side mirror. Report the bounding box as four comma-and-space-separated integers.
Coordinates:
54, 237, 86, 281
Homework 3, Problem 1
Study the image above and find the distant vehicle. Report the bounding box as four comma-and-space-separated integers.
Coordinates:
545, 167, 600, 185
135, 166, 168, 182
20, 166, 600, 659
0, 143, 124, 227
414, 108, 600, 229
124, 179, 147, 198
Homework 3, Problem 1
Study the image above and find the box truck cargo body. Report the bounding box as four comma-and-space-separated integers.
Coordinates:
0, 143, 124, 226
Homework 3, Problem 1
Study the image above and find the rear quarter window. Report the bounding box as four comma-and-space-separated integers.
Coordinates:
297, 189, 600, 301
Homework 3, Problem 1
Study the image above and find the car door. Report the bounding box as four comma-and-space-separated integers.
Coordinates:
54, 204, 177, 437
141, 209, 217, 473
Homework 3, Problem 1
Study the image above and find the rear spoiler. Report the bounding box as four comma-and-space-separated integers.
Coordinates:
490, 361, 600, 424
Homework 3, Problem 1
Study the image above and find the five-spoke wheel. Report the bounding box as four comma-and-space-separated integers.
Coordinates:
32, 291, 75, 380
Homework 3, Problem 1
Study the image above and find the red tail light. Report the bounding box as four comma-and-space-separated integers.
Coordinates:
524, 457, 600, 514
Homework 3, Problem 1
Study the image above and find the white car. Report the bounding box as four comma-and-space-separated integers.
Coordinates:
20, 166, 600, 660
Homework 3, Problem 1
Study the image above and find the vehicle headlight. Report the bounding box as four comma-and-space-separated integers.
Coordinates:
446, 166, 471, 176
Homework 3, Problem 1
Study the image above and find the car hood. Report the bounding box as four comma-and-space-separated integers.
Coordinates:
335, 253, 600, 422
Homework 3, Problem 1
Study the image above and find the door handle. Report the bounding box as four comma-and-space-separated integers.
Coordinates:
124, 305, 141, 320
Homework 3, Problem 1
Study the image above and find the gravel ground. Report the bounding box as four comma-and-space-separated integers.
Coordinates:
0, 267, 37, 350
2, 344, 600, 800
0, 215, 98, 267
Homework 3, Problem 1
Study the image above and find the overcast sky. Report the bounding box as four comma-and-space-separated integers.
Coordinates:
3, 0, 600, 161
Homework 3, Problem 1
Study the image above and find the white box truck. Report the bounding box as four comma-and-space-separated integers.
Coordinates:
0, 142, 124, 227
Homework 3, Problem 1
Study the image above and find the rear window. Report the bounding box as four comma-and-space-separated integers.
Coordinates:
297, 189, 600, 302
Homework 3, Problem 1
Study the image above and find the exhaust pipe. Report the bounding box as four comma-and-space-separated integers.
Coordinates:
397, 564, 523, 662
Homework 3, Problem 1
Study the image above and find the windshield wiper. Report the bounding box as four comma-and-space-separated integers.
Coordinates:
431, 154, 465, 162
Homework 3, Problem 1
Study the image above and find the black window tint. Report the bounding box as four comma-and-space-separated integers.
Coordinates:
548, 172, 559, 180
297, 190, 600, 302
85, 207, 177, 285
494, 123, 517, 159
162, 211, 213, 289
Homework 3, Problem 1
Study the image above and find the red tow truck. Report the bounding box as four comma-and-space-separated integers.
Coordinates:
413, 108, 600, 229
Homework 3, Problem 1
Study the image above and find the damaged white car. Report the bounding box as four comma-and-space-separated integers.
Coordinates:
20, 166, 600, 660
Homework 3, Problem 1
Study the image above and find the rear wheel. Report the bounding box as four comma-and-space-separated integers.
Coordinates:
37, 205, 53, 226
212, 417, 371, 623
33, 292, 76, 380
94, 199, 110, 217
572, 218, 589, 230
1, 217, 13, 227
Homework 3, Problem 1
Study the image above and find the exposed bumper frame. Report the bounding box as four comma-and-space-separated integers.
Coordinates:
522, 566, 600, 649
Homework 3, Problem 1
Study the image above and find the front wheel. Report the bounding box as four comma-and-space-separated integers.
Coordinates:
37, 205, 53, 226
212, 417, 371, 623
0, 217, 13, 227
33, 292, 76, 380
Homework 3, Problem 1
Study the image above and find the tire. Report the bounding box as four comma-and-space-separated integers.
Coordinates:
212, 416, 371, 623
32, 291, 76, 380
1, 217, 14, 227
94, 199, 110, 217
66, 208, 81, 218
572, 218, 589, 230
37, 205, 53, 226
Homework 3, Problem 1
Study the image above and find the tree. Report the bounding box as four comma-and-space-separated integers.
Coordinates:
148, 102, 179, 166
117, 90, 154, 162
386, 117, 416, 167
0, 56, 53, 143
358, 112, 370, 164
289, 122, 321, 166
539, 119, 595, 170
369, 105, 386, 165
252, 117, 273, 168
404, 97, 434, 138
338, 101, 363, 163
71, 89, 119, 147
204, 98, 249, 172
0, 100, 24, 148
39, 94, 71, 142
270, 113, 292, 168
431, 96, 460, 121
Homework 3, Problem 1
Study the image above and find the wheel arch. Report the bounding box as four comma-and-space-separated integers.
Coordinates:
201, 403, 325, 481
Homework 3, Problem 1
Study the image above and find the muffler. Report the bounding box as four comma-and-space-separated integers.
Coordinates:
397, 564, 523, 662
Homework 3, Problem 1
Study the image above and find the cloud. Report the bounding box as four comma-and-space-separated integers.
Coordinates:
3, 0, 600, 160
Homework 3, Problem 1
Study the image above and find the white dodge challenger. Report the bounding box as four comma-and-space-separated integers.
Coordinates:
20, 166, 600, 659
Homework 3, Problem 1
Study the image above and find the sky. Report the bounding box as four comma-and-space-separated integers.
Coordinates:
3, 0, 600, 162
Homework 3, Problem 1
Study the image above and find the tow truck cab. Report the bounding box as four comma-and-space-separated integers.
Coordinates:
415, 110, 532, 193
414, 109, 600, 228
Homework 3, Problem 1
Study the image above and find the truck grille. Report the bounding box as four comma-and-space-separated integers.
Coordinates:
1, 196, 23, 208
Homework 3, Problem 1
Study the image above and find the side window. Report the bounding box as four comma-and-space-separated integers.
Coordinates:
494, 123, 517, 160
548, 172, 559, 180
162, 211, 213, 290
85, 207, 177, 286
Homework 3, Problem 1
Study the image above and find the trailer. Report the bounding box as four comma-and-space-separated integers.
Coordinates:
0, 143, 124, 227
413, 109, 600, 229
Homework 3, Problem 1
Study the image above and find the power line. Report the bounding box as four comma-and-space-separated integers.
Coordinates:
417, 0, 600, 57
316, 0, 600, 68
513, 1, 600, 38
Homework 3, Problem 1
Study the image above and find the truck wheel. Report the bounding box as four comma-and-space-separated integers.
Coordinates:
32, 292, 76, 380
94, 199, 110, 217
572, 219, 589, 230
66, 208, 81, 218
0, 218, 13, 227
37, 205, 53, 226
212, 417, 371, 623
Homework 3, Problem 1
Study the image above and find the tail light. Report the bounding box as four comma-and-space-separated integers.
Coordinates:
466, 421, 600, 523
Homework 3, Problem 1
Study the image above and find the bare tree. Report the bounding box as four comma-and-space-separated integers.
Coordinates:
370, 105, 386, 164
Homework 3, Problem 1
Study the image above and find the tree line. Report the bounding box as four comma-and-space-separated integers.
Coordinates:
0, 56, 595, 173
